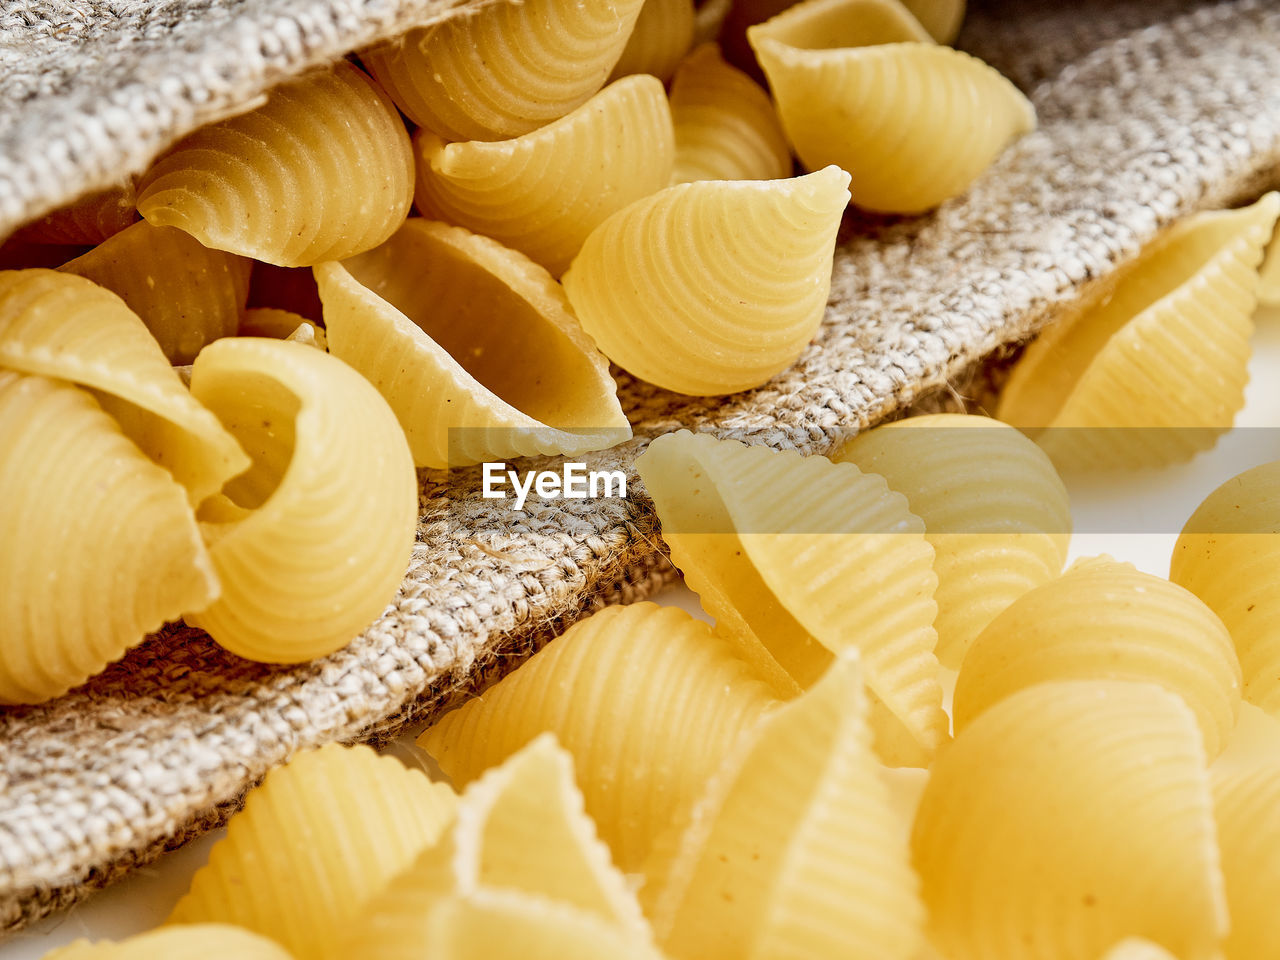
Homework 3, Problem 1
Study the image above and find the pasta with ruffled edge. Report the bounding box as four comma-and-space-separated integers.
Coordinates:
42, 924, 296, 960
137, 62, 413, 268
610, 0, 695, 82
12, 181, 137, 246
1210, 766, 1280, 959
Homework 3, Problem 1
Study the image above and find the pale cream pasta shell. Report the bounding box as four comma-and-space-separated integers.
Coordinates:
610, 0, 696, 81
13, 181, 137, 246
240, 307, 327, 351
562, 166, 850, 395
1257, 225, 1280, 306
1211, 766, 1280, 960
42, 924, 296, 960
137, 62, 413, 267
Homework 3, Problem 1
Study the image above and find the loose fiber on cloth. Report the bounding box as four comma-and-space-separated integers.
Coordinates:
4, 0, 1280, 934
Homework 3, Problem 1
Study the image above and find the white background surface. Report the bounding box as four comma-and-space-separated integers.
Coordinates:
5, 313, 1280, 957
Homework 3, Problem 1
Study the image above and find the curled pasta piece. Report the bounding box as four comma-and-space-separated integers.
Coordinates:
998, 195, 1280, 469
185, 338, 417, 662
563, 166, 850, 395
315, 219, 629, 468
750, 0, 1034, 213
902, 0, 966, 43
420, 602, 777, 872
361, 0, 646, 142
636, 431, 947, 767
610, 0, 695, 81
913, 680, 1226, 960
835, 413, 1071, 669
1211, 766, 1280, 959
44, 925, 295, 960
413, 75, 675, 276
0, 371, 216, 705
169, 744, 457, 960
1171, 460, 1280, 714
240, 307, 327, 350
643, 651, 926, 960
59, 220, 251, 364
13, 181, 137, 245
137, 62, 413, 267
0, 269, 248, 505
669, 43, 792, 184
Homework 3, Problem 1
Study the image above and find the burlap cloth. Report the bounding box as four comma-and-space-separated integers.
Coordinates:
2, 0, 1279, 934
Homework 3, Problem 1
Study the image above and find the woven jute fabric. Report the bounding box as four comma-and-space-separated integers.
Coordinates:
4, 0, 1280, 934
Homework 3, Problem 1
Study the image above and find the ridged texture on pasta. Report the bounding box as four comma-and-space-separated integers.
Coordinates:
1171, 460, 1280, 715
240, 307, 327, 350
413, 75, 675, 276
563, 166, 850, 395
902, 0, 966, 43
361, 0, 646, 142
643, 651, 926, 960
420, 602, 777, 872
637, 431, 948, 767
60, 220, 251, 364
1211, 766, 1280, 960
0, 269, 248, 505
750, 0, 1034, 213
185, 338, 417, 662
999, 194, 1280, 469
137, 62, 413, 267
912, 680, 1227, 960
43, 924, 296, 960
13, 182, 137, 245
169, 744, 457, 960
0, 371, 216, 704
835, 413, 1071, 669
670, 43, 792, 184
316, 219, 629, 468
610, 0, 695, 81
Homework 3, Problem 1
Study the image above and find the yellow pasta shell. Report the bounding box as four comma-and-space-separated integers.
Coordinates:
750, 0, 1033, 214
137, 62, 413, 267
1257, 226, 1280, 306
642, 651, 926, 960
315, 219, 629, 468
420, 602, 777, 872
0, 371, 216, 704
998, 194, 1280, 469
0, 268, 248, 505
610, 0, 695, 82
637, 431, 948, 767
835, 413, 1071, 669
185, 338, 417, 663
1097, 940, 1181, 960
169, 744, 457, 960
912, 680, 1227, 960
240, 307, 327, 351
1211, 766, 1280, 959
902, 0, 965, 43
43, 924, 295, 960
60, 220, 251, 364
13, 182, 137, 246
670, 43, 792, 184
563, 166, 850, 395
361, 0, 646, 142
413, 75, 674, 276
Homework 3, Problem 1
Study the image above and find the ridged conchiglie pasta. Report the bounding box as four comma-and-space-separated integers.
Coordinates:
240, 307, 327, 351
609, 0, 695, 82
999, 194, 1280, 469
643, 651, 926, 960
912, 680, 1227, 960
902, 0, 966, 43
637, 431, 948, 767
136, 62, 413, 267
361, 0, 646, 142
750, 0, 1034, 213
43, 925, 296, 960
0, 269, 248, 505
413, 75, 675, 276
59, 220, 251, 364
1211, 766, 1280, 959
835, 413, 1071, 669
420, 602, 777, 872
563, 166, 850, 395
1171, 461, 1280, 714
0, 371, 216, 705
315, 219, 629, 468
184, 338, 417, 662
14, 181, 137, 245
669, 44, 792, 184
169, 744, 457, 960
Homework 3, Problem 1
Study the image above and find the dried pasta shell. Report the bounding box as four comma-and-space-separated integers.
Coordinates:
902, 0, 965, 43
13, 182, 137, 246
169, 744, 456, 960
185, 338, 417, 662
420, 602, 777, 872
998, 195, 1280, 469
361, 0, 646, 142
643, 651, 926, 960
315, 218, 629, 469
44, 924, 295, 960
0, 269, 248, 505
59, 220, 251, 364
563, 166, 850, 395
1211, 766, 1280, 959
413, 75, 675, 276
750, 0, 1034, 213
912, 680, 1227, 960
835, 413, 1071, 669
0, 371, 216, 704
1257, 227, 1280, 306
636, 431, 947, 767
1097, 940, 1181, 960
240, 307, 326, 351
610, 0, 695, 81
670, 43, 791, 184
137, 63, 413, 267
